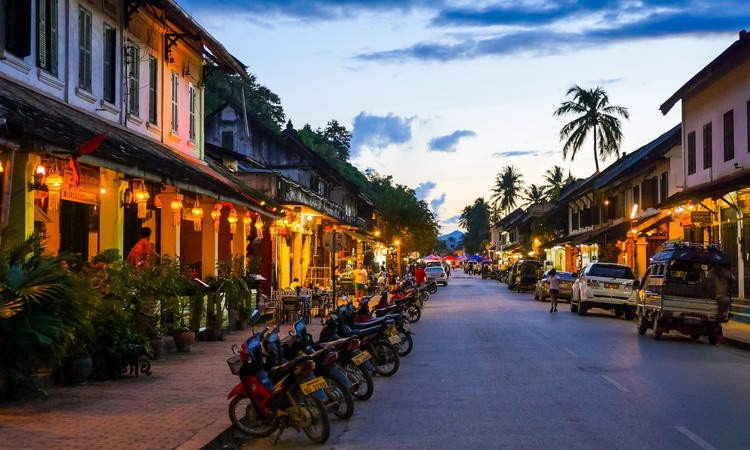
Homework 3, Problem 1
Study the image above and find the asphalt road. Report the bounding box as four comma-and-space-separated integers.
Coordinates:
244, 273, 750, 450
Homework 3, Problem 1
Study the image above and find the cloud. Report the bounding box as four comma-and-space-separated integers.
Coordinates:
442, 214, 460, 224
357, 2, 750, 62
414, 181, 437, 200
491, 150, 554, 158
430, 193, 447, 214
350, 112, 415, 156
182, 0, 442, 19
428, 130, 477, 152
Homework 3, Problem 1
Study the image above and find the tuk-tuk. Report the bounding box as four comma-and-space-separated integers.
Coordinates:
507, 259, 543, 292
635, 242, 732, 345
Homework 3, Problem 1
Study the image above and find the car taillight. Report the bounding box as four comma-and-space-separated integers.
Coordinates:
346, 338, 360, 352
586, 280, 599, 287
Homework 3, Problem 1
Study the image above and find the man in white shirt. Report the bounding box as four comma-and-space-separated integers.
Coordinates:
548, 269, 561, 313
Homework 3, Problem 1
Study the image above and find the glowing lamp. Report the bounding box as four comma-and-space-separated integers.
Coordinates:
255, 216, 264, 239
227, 208, 239, 234
46, 171, 64, 211
191, 201, 203, 231
134, 186, 150, 219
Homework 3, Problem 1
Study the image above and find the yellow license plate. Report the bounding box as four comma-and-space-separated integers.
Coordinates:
351, 351, 371, 365
388, 335, 401, 345
299, 376, 327, 395
388, 325, 398, 334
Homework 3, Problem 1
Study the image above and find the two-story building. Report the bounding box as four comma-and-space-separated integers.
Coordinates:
660, 29, 750, 299
205, 104, 376, 289
0, 0, 280, 280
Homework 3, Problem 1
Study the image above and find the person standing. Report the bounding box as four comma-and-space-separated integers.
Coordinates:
414, 264, 426, 286
548, 269, 560, 313
352, 263, 368, 299
126, 227, 157, 267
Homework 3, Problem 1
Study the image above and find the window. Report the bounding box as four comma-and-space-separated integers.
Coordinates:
4, 0, 32, 58
37, 0, 58, 75
127, 44, 139, 115
188, 84, 196, 141
170, 72, 178, 133
77, 7, 92, 92
702, 122, 712, 169
571, 210, 579, 230
102, 25, 116, 103
632, 184, 640, 207
221, 130, 234, 150
724, 109, 734, 161
659, 172, 668, 204
148, 56, 157, 124
587, 264, 635, 280
687, 131, 696, 174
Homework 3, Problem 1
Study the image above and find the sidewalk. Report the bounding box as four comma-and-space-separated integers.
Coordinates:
723, 320, 750, 350
0, 331, 248, 450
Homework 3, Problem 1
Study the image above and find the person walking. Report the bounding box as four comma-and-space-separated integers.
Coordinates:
548, 269, 560, 313
414, 264, 426, 287
352, 263, 368, 299
126, 227, 157, 267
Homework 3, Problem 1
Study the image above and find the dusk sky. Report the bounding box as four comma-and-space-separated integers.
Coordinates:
182, 0, 750, 233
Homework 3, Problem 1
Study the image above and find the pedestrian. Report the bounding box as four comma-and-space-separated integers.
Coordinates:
548, 268, 560, 313
352, 263, 368, 299
414, 264, 426, 286
445, 264, 451, 277
707, 263, 734, 317
126, 227, 157, 267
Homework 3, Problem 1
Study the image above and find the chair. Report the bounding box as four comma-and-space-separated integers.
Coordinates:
281, 295, 300, 323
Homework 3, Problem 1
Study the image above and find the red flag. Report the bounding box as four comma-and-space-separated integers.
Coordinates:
69, 132, 107, 186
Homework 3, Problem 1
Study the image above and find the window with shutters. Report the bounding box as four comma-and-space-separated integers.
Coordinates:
724, 109, 734, 161
37, 0, 58, 75
102, 25, 116, 103
148, 56, 157, 124
687, 131, 696, 174
702, 122, 712, 169
127, 44, 140, 116
77, 7, 92, 92
170, 72, 179, 133
572, 209, 579, 230
189, 84, 196, 142
4, 0, 32, 58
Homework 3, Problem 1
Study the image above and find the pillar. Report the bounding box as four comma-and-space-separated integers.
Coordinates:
156, 188, 183, 259
279, 232, 291, 288
636, 237, 648, 278
98, 169, 126, 255
232, 209, 247, 265
4, 153, 38, 246
201, 199, 218, 278
301, 234, 312, 286
291, 230, 303, 282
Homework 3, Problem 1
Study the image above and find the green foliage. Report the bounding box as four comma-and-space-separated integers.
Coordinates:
522, 184, 548, 206
554, 85, 630, 173
459, 198, 490, 254
492, 165, 524, 215
204, 67, 285, 133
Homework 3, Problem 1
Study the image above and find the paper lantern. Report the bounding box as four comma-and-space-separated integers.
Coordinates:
254, 216, 264, 240
170, 199, 183, 226
191, 200, 203, 231
227, 208, 239, 234
45, 170, 64, 211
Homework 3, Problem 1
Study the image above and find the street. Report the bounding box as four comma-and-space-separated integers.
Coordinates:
246, 273, 750, 450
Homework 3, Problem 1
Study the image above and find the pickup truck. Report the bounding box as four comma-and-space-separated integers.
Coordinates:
635, 242, 731, 345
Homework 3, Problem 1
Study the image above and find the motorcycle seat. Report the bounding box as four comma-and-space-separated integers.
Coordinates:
348, 325, 383, 337
351, 316, 390, 328
268, 354, 310, 378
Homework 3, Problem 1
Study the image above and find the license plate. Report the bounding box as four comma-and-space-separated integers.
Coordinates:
351, 351, 371, 365
388, 335, 401, 345
605, 283, 619, 289
299, 376, 327, 395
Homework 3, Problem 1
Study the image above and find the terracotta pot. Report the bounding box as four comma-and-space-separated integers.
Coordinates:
64, 355, 93, 384
173, 330, 196, 352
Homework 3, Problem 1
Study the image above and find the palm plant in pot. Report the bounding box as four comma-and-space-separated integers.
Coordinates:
170, 295, 196, 352
217, 257, 251, 331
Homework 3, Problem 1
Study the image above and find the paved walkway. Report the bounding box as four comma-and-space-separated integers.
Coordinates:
724, 319, 750, 349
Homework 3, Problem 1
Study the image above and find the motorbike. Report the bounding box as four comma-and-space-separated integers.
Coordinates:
320, 308, 400, 377
354, 298, 414, 357
225, 312, 330, 444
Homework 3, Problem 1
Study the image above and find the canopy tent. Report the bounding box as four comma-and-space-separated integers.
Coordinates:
466, 255, 485, 262
443, 255, 459, 261
457, 255, 469, 261
422, 254, 443, 261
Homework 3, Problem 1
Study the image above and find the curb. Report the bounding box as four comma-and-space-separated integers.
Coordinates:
176, 417, 233, 450
723, 336, 750, 351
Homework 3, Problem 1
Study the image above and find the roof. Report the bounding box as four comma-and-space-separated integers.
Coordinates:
661, 30, 750, 115
0, 75, 279, 217
496, 208, 525, 228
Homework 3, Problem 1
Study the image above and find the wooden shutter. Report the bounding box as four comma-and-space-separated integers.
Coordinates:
687, 131, 696, 174
38, 0, 47, 69
702, 122, 712, 169
5, 0, 32, 57
103, 26, 116, 103
723, 110, 734, 161
78, 7, 92, 91
148, 56, 157, 124
49, 0, 57, 75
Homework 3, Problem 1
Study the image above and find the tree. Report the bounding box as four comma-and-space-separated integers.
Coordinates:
554, 85, 629, 173
491, 165, 524, 215
543, 165, 569, 201
458, 198, 490, 254
323, 120, 352, 161
522, 184, 548, 206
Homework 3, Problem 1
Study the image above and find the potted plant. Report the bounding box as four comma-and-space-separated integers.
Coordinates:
171, 295, 195, 352
215, 258, 251, 332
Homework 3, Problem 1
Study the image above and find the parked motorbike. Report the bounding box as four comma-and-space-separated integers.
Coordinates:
354, 298, 414, 357
225, 312, 330, 444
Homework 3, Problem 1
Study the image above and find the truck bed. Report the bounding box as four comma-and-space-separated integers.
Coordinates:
662, 295, 719, 319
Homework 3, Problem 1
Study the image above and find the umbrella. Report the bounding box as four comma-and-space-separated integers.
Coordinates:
443, 255, 459, 261
422, 254, 443, 261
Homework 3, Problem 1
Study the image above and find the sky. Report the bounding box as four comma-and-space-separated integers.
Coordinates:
182, 0, 750, 233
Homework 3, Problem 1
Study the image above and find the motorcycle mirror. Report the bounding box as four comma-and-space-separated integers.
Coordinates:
251, 309, 261, 323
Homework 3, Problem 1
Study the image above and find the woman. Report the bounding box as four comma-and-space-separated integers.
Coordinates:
548, 269, 560, 313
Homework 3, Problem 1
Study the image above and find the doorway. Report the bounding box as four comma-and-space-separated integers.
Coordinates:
59, 200, 99, 261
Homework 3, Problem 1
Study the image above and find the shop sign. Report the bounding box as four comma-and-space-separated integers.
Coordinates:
690, 211, 712, 226
322, 231, 345, 251
62, 164, 99, 204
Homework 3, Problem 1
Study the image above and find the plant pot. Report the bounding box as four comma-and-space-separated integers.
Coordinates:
149, 337, 164, 360
162, 335, 177, 354
205, 328, 224, 342
64, 355, 93, 384
173, 330, 196, 352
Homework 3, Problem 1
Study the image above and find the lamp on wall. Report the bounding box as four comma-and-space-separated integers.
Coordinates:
227, 207, 239, 234
45, 167, 64, 212
133, 181, 150, 219
254, 215, 264, 240
191, 198, 203, 231
243, 212, 251, 236
170, 198, 183, 227
210, 204, 222, 230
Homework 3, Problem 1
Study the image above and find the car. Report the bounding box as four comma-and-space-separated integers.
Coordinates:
534, 270, 576, 302
570, 262, 637, 319
507, 259, 543, 291
425, 266, 448, 286
425, 261, 443, 268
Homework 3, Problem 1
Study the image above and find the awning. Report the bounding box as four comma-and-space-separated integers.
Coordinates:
571, 222, 631, 245
0, 76, 280, 218
660, 169, 750, 208
343, 229, 377, 246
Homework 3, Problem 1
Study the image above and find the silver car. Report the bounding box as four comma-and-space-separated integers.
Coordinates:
425, 266, 448, 286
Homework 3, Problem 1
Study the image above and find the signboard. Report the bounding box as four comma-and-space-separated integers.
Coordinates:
62, 164, 99, 205
322, 231, 345, 251
680, 210, 712, 227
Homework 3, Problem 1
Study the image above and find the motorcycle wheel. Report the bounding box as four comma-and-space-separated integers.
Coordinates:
405, 305, 421, 323
228, 395, 278, 438
397, 331, 413, 357
427, 285, 437, 295
294, 390, 330, 444
345, 362, 374, 400
371, 342, 400, 377
324, 376, 354, 419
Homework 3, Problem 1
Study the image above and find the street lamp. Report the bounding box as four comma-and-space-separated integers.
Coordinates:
393, 239, 402, 276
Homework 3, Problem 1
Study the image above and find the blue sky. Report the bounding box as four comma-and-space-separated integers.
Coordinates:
183, 0, 749, 232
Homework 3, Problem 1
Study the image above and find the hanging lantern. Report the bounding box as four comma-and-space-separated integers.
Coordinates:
243, 212, 251, 236
133, 182, 150, 219
191, 199, 203, 231
45, 169, 64, 212
170, 198, 183, 227
210, 204, 222, 230
255, 215, 264, 240
227, 207, 239, 234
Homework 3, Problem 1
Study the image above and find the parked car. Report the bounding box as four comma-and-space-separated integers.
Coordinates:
425, 266, 448, 286
425, 261, 443, 268
571, 262, 637, 318
507, 260, 543, 292
534, 270, 576, 302
635, 242, 731, 345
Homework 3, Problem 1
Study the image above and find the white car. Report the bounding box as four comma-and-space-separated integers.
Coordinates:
571, 262, 637, 319
425, 266, 448, 286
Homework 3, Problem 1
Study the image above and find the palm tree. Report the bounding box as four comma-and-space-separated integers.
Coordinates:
522, 184, 548, 206
491, 165, 524, 214
543, 165, 566, 201
554, 85, 629, 173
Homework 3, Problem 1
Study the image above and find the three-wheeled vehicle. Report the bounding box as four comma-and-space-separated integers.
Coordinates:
507, 259, 543, 292
635, 242, 732, 345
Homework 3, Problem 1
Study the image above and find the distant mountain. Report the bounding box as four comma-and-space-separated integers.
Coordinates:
438, 230, 463, 250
